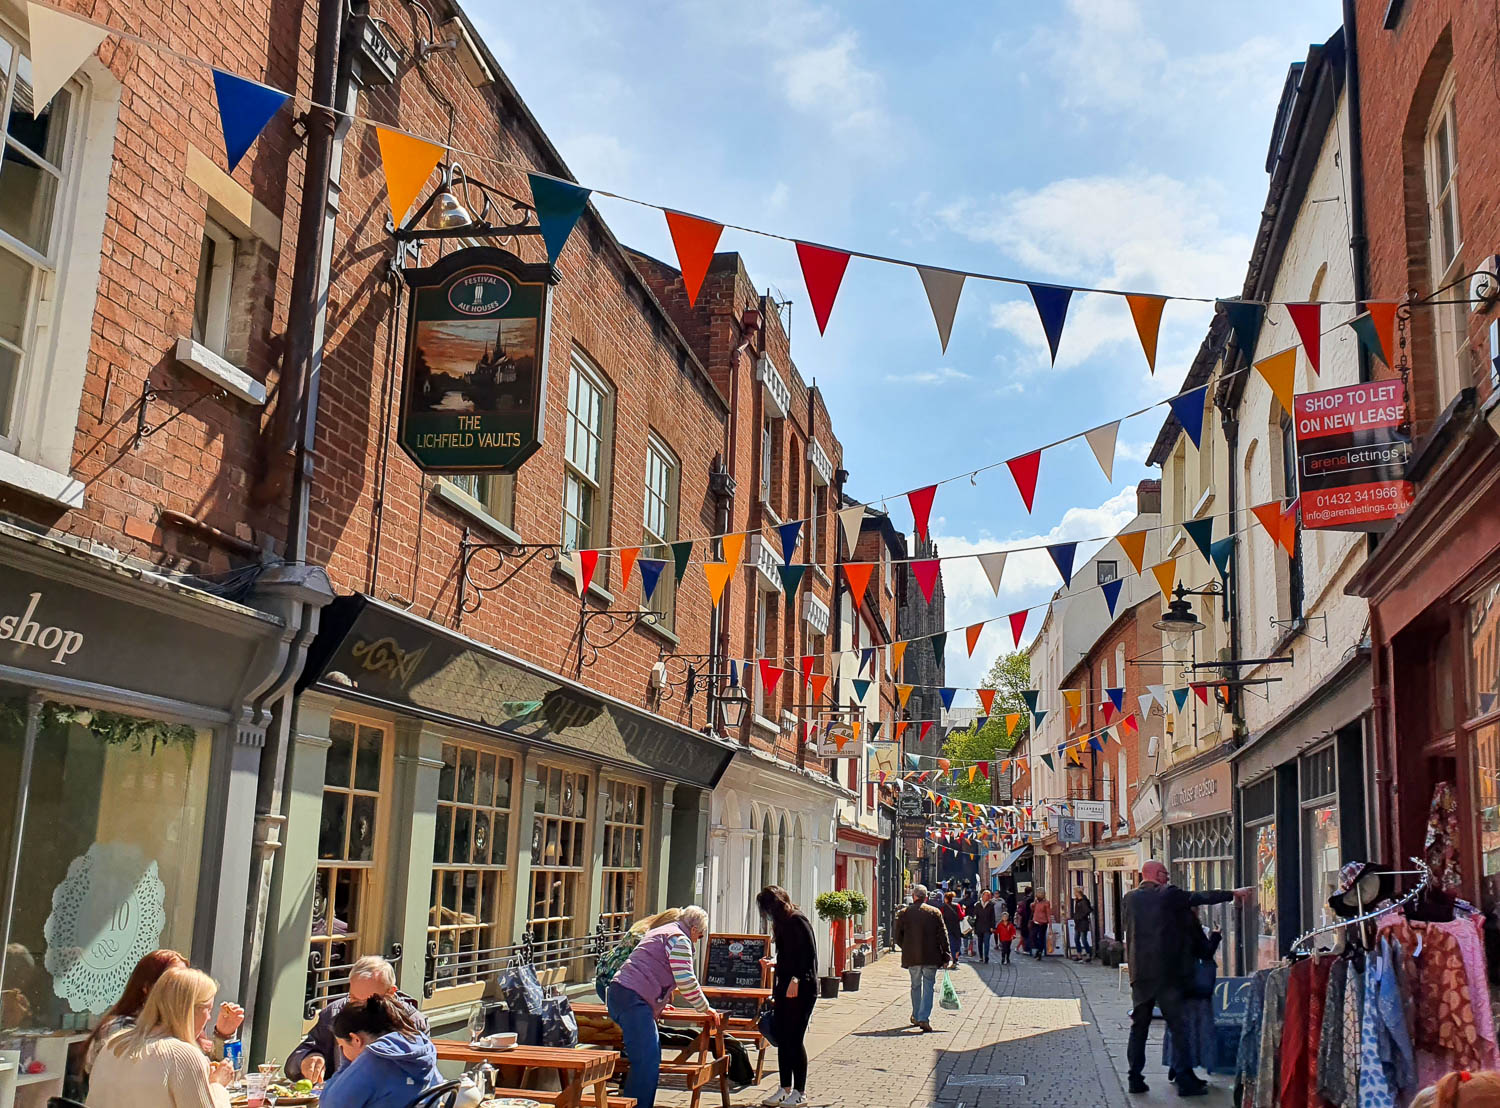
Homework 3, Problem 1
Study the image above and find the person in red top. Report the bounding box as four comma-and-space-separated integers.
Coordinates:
993, 913, 1018, 965
1028, 892, 1053, 958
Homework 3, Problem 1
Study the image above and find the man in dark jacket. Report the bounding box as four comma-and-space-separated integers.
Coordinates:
974, 890, 999, 963
287, 955, 428, 1082
1122, 861, 1245, 1097
1016, 890, 1033, 954
893, 884, 950, 1032
1071, 891, 1094, 961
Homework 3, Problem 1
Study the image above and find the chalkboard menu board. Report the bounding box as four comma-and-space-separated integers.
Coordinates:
703, 933, 769, 989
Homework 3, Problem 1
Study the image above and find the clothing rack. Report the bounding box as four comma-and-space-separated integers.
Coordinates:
1289, 860, 1428, 956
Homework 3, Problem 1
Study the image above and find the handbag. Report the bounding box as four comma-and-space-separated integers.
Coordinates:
1187, 958, 1216, 999
959, 917, 973, 936
535, 993, 578, 1047
757, 1002, 777, 1048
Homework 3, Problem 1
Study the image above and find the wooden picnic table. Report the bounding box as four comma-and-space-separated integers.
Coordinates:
700, 986, 773, 1082
432, 1040, 620, 1108
570, 1002, 731, 1108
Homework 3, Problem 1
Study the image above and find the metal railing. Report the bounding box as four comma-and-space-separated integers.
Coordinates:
422, 916, 628, 998
304, 943, 404, 1020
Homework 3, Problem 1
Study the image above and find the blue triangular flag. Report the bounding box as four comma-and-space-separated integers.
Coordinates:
528, 172, 591, 265
1182, 518, 1215, 563
778, 521, 803, 564
931, 633, 947, 666
1020, 689, 1040, 714
1172, 687, 1191, 712
1169, 385, 1209, 449
727, 659, 739, 687
1033, 710, 1048, 730
976, 715, 989, 731
852, 678, 871, 702
212, 70, 289, 171
1089, 736, 1104, 753
1047, 541, 1078, 587
1107, 687, 1125, 712
939, 688, 957, 710
860, 647, 875, 675
1210, 536, 1234, 579
638, 558, 666, 602
1027, 283, 1072, 364
778, 563, 808, 599
905, 752, 920, 769
1218, 299, 1264, 358
1101, 577, 1123, 617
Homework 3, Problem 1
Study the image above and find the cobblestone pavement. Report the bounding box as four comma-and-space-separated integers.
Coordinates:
659, 952, 1236, 1108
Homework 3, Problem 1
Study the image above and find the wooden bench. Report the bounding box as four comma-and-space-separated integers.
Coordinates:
487, 1088, 636, 1108
572, 1002, 731, 1108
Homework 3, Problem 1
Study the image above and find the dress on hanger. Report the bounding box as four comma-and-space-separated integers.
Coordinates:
1359, 947, 1397, 1108
1255, 966, 1290, 1108
1343, 961, 1363, 1107
1317, 956, 1348, 1105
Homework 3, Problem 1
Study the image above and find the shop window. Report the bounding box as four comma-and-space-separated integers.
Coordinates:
0, 692, 210, 1092
528, 764, 589, 970
1424, 70, 1466, 405
1168, 814, 1234, 971
1475, 721, 1500, 941
1466, 576, 1500, 720
642, 433, 679, 628
428, 743, 514, 990
600, 779, 648, 937
761, 810, 775, 890
562, 352, 613, 553
1299, 745, 1340, 941
310, 717, 388, 1007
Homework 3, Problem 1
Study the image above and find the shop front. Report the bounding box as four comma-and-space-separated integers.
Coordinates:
1162, 754, 1236, 972
1231, 655, 1371, 970
835, 824, 881, 972
875, 805, 898, 955
1091, 845, 1143, 943
258, 594, 734, 1055
0, 522, 331, 1101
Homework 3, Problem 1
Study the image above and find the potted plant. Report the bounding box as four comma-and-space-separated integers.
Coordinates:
839, 891, 870, 990
813, 891, 854, 998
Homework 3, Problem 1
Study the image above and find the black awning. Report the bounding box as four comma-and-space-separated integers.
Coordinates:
300, 594, 735, 789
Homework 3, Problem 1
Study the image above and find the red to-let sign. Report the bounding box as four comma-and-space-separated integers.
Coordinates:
1293, 380, 1414, 530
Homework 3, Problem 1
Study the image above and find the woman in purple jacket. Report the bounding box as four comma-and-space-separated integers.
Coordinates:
607, 905, 720, 1108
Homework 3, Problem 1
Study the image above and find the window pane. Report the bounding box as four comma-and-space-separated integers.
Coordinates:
0, 340, 19, 440
457, 747, 476, 804
318, 792, 348, 860
473, 810, 491, 864
452, 806, 472, 865
439, 744, 457, 802
0, 75, 69, 254
496, 757, 513, 809
348, 795, 377, 861
433, 804, 451, 864
477, 752, 496, 807
493, 815, 509, 866
354, 725, 383, 791
326, 719, 355, 787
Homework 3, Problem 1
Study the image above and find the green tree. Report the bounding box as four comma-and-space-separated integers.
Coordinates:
940, 650, 1032, 803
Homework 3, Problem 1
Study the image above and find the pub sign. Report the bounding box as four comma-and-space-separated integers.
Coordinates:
398, 246, 556, 473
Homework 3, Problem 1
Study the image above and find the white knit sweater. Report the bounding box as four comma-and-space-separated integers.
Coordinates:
86, 1035, 230, 1108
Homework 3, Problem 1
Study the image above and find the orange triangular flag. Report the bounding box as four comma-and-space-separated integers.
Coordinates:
664, 211, 724, 306
1004, 713, 1020, 738
618, 547, 639, 591
892, 641, 908, 676
898, 684, 913, 708
1117, 530, 1148, 576
1150, 558, 1177, 601
1254, 348, 1297, 415
703, 562, 734, 607
965, 622, 984, 657
810, 673, 829, 702
1280, 499, 1300, 558
843, 563, 875, 609
1368, 302, 1398, 367
720, 532, 746, 566
1251, 502, 1288, 553
896, 720, 909, 741
968, 765, 978, 784
1125, 294, 1166, 373
937, 757, 950, 773
978, 688, 996, 715
376, 127, 445, 224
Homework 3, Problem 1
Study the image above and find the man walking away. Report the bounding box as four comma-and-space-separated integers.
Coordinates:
1122, 860, 1248, 1098
1016, 890, 1033, 956
974, 890, 998, 964
893, 885, 950, 1033
1029, 892, 1053, 958
1071, 890, 1094, 961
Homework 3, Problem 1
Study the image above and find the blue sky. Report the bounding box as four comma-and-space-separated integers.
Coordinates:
471, 0, 1343, 692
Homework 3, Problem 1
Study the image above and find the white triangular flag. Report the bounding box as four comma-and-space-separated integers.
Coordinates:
27, 2, 109, 110
1084, 420, 1120, 482
1148, 683, 1167, 709
976, 551, 1008, 596
1138, 692, 1156, 719
567, 552, 587, 598
838, 504, 865, 556
918, 267, 965, 353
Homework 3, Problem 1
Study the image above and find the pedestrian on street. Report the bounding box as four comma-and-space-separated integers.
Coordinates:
1121, 860, 1248, 1098
1003, 887, 1017, 920
961, 887, 980, 956
756, 886, 818, 1108
1029, 892, 1053, 958
1016, 890, 1033, 956
994, 913, 1017, 964
974, 890, 998, 963
1071, 891, 1094, 961
892, 884, 950, 1033
939, 891, 964, 967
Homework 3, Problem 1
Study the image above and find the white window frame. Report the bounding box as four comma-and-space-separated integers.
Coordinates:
807, 486, 820, 565
192, 217, 237, 356
760, 418, 774, 507
1425, 70, 1465, 404
0, 22, 118, 503
562, 351, 613, 552
642, 432, 678, 628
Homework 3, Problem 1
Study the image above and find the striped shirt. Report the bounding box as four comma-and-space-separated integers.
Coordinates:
666, 933, 710, 1011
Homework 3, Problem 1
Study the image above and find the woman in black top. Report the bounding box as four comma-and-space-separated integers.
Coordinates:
756, 886, 818, 1107
940, 891, 963, 967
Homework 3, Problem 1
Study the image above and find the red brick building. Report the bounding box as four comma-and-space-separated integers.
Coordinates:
1345, 0, 1500, 925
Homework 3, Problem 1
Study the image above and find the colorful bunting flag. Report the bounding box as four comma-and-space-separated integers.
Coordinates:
1364, 302, 1398, 367
843, 563, 875, 608
1169, 385, 1209, 449
26, 2, 110, 110
1006, 450, 1042, 513
918, 267, 966, 352
1084, 420, 1120, 482
777, 521, 803, 564
977, 551, 1008, 595
528, 173, 591, 265
977, 762, 989, 781
796, 242, 851, 335
801, 655, 815, 689
379, 128, 446, 225
1172, 687, 1191, 712
1219, 299, 1265, 359
852, 678, 871, 702
1101, 577, 1124, 617
931, 632, 947, 666
778, 563, 807, 598
860, 647, 875, 674
1028, 283, 1072, 364
1210, 536, 1235, 579
1117, 530, 1148, 576
617, 548, 638, 591
1280, 499, 1300, 557
1182, 518, 1215, 564
1020, 690, 1040, 714
1251, 502, 1291, 555
968, 765, 978, 784
671, 540, 693, 584
939, 687, 957, 710
908, 485, 937, 542
573, 550, 599, 597
1150, 558, 1177, 601
897, 684, 914, 708
978, 688, 997, 715
897, 721, 910, 742
965, 623, 984, 657
212, 70, 289, 171
1041, 753, 1055, 771
637, 558, 666, 602
905, 752, 920, 770
1254, 347, 1298, 415
1126, 293, 1166, 372
1287, 302, 1322, 373
1009, 610, 1029, 646
759, 659, 784, 695
837, 504, 865, 555
912, 558, 941, 603
1194, 684, 1211, 706
703, 562, 734, 606
892, 641, 908, 676
810, 673, 830, 703
663, 211, 723, 306
1106, 687, 1125, 712
1047, 542, 1078, 587
919, 721, 933, 743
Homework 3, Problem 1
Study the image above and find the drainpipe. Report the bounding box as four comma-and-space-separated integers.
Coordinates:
1342, 0, 1372, 385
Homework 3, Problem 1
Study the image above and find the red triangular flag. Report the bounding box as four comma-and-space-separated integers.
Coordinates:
977, 762, 989, 781
907, 485, 937, 542
896, 720, 909, 741
965, 623, 984, 657
1279, 498, 1300, 558
919, 721, 933, 742
977, 688, 996, 715
1006, 450, 1042, 512
758, 659, 784, 695
1286, 302, 1321, 374
801, 655, 815, 689
1008, 610, 1029, 646
664, 211, 724, 306
1101, 701, 1115, 725
912, 559, 941, 603
1367, 302, 1397, 367
1121, 713, 1139, 736
617, 547, 638, 591
796, 242, 851, 335
577, 550, 599, 595
1194, 685, 1210, 705
843, 563, 875, 609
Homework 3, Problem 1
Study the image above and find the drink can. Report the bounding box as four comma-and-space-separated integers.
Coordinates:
222, 1039, 243, 1075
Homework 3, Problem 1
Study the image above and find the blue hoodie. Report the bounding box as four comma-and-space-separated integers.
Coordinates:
319, 1032, 441, 1108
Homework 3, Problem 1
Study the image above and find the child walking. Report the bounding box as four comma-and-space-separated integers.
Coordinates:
993, 913, 1017, 965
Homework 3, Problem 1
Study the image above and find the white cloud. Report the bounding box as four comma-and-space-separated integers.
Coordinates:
1115, 438, 1157, 464
885, 366, 971, 385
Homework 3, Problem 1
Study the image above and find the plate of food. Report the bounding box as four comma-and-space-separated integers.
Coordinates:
469, 1032, 518, 1051
266, 1078, 320, 1104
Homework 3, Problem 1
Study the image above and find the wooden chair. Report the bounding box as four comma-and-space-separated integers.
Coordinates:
408, 1080, 465, 1108
572, 1004, 730, 1108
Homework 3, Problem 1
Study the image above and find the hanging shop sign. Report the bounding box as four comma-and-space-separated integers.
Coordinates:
398, 246, 556, 474
1063, 799, 1107, 823
816, 719, 863, 759
1293, 380, 1414, 531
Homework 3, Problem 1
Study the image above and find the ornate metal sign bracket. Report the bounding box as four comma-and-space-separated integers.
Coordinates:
456, 526, 559, 626
576, 608, 660, 672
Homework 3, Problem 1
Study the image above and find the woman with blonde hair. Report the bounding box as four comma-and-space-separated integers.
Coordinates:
1411, 1071, 1500, 1108
594, 907, 683, 1000
87, 966, 233, 1107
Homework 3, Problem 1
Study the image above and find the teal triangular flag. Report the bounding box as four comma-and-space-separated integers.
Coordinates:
1172, 687, 1191, 712
1040, 753, 1055, 771
1348, 313, 1389, 367
905, 752, 920, 769
931, 633, 947, 666
212, 70, 289, 171
1032, 709, 1048, 730
528, 172, 591, 264
852, 678, 871, 702
1210, 536, 1235, 579
670, 540, 692, 584
869, 721, 882, 741
778, 563, 808, 600
1218, 299, 1264, 358
1020, 690, 1040, 714
1182, 518, 1215, 563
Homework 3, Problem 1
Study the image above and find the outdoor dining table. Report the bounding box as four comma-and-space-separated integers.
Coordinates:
431, 1040, 620, 1108
568, 1002, 731, 1108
